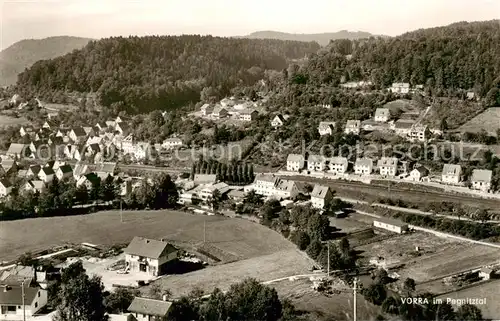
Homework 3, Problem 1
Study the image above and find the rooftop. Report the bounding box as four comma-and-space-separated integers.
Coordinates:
128, 297, 172, 317
471, 169, 492, 183
287, 154, 304, 163
311, 184, 330, 199
374, 216, 408, 228
442, 164, 461, 176
124, 237, 177, 259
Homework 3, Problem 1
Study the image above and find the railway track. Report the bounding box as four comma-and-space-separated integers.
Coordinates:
287, 175, 500, 209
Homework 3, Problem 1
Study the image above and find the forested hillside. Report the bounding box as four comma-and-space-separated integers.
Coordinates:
15, 35, 320, 114
0, 36, 92, 86
291, 20, 500, 104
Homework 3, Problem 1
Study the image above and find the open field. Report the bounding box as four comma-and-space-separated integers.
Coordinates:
273, 279, 381, 321
143, 249, 315, 297
0, 210, 295, 262
458, 107, 500, 135
437, 280, 500, 320
0, 113, 29, 126
357, 230, 500, 283
329, 216, 371, 234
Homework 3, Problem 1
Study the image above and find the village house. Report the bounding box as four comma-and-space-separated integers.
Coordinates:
0, 283, 48, 319
244, 174, 298, 199
127, 297, 172, 321
64, 145, 83, 161
69, 127, 87, 143
377, 157, 398, 177
73, 163, 90, 181
374, 108, 390, 122
286, 154, 305, 172
409, 124, 429, 142
134, 142, 152, 160
83, 126, 95, 136
95, 122, 107, 132
273, 179, 299, 199
162, 138, 183, 149
76, 173, 99, 189
55, 164, 73, 181
373, 217, 408, 234
42, 120, 57, 130
310, 184, 333, 210
228, 189, 245, 203
115, 116, 129, 124
197, 182, 230, 201
124, 237, 178, 276
344, 120, 361, 135
38, 167, 55, 183
19, 126, 34, 138
409, 165, 429, 182
55, 128, 70, 138
0, 159, 17, 175
105, 120, 116, 128
466, 91, 476, 100
394, 120, 415, 137
441, 164, 462, 185
318, 121, 336, 136
326, 157, 348, 175
354, 158, 374, 175
307, 154, 326, 172
470, 169, 492, 192
27, 165, 41, 178
121, 134, 136, 155
23, 180, 46, 194
95, 162, 117, 180
390, 83, 410, 94
238, 109, 258, 121
193, 174, 217, 185
200, 103, 214, 116
211, 107, 228, 120
0, 179, 12, 197
271, 114, 286, 128
479, 268, 494, 281
115, 122, 131, 136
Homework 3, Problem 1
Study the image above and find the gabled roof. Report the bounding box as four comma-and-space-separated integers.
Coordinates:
287, 154, 304, 163
412, 166, 429, 176
395, 120, 415, 129
254, 173, 279, 185
7, 143, 26, 155
375, 108, 390, 118
163, 137, 183, 144
272, 114, 285, 123
83, 126, 93, 135
442, 164, 461, 176
29, 165, 41, 175
355, 158, 373, 167
71, 127, 87, 137
58, 164, 73, 174
0, 178, 12, 188
308, 154, 325, 163
345, 120, 361, 127
73, 163, 89, 177
212, 106, 227, 115
328, 157, 348, 166
95, 162, 117, 174
319, 121, 336, 129
0, 285, 39, 305
40, 167, 55, 176
124, 236, 177, 259
275, 179, 296, 192
377, 157, 398, 167
128, 297, 172, 317
239, 108, 257, 115
392, 83, 410, 88
311, 184, 330, 199
471, 169, 492, 183
194, 174, 217, 184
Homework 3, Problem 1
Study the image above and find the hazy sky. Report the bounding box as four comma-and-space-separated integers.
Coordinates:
1, 0, 499, 50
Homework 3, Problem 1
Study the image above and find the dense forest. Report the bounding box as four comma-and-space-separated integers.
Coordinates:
15, 35, 320, 114
288, 20, 500, 104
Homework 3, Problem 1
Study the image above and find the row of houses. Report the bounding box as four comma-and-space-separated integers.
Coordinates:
286, 154, 494, 192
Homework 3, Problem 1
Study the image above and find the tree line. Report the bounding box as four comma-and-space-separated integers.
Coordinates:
190, 159, 255, 185
50, 261, 300, 321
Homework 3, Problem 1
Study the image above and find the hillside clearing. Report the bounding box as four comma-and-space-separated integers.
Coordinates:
458, 107, 500, 135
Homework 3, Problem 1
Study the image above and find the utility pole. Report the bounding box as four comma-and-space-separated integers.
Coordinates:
327, 242, 330, 278
353, 278, 358, 321
21, 278, 26, 321
203, 220, 206, 244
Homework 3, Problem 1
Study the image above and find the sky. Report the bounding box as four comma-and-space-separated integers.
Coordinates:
1, 0, 499, 50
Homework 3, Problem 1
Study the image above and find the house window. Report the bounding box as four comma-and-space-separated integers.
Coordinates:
38, 291, 40, 297
35, 302, 38, 308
